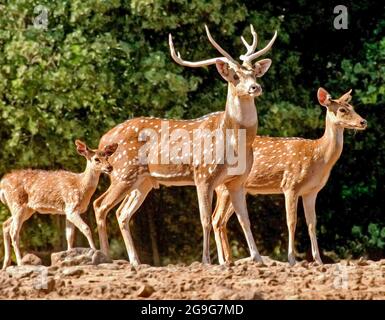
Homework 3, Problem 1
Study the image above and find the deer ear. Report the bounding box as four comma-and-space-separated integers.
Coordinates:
75, 140, 89, 157
317, 87, 332, 107
254, 59, 272, 77
215, 59, 231, 81
339, 89, 353, 103
104, 143, 118, 157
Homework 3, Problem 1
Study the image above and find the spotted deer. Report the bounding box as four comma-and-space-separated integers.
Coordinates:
212, 88, 367, 265
93, 25, 277, 265
0, 140, 118, 269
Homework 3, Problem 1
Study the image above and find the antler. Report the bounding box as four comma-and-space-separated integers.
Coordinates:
204, 25, 238, 65
241, 24, 258, 57
240, 30, 277, 63
169, 25, 238, 67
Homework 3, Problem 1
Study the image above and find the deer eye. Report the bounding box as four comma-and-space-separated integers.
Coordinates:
338, 108, 348, 114
94, 158, 101, 163
233, 74, 239, 81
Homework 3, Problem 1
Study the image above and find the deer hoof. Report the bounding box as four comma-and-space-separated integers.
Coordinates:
288, 254, 297, 266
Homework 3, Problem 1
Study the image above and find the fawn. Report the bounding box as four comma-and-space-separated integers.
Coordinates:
0, 140, 117, 269
212, 88, 367, 265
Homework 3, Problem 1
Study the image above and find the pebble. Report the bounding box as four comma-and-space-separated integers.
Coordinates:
137, 284, 155, 298
62, 268, 84, 277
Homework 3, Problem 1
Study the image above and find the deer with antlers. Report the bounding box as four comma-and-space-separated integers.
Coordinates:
0, 140, 117, 269
212, 88, 367, 265
93, 25, 277, 265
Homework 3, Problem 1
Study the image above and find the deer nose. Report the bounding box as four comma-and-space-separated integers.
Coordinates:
360, 119, 367, 127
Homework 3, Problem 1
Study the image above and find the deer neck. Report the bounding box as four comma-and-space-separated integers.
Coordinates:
224, 85, 258, 133
79, 161, 101, 196
317, 112, 344, 166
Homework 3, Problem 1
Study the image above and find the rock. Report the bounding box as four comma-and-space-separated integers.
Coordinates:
47, 266, 59, 273
260, 256, 276, 265
357, 257, 369, 266
267, 278, 280, 286
62, 267, 85, 277
38, 277, 56, 293
240, 290, 263, 300
113, 259, 130, 265
255, 262, 266, 268
92, 250, 112, 265
210, 288, 234, 300
135, 264, 151, 271
51, 248, 112, 267
190, 261, 203, 268
318, 266, 328, 273
137, 284, 155, 298
97, 263, 120, 270
21, 253, 42, 266
6, 266, 40, 279
234, 257, 252, 265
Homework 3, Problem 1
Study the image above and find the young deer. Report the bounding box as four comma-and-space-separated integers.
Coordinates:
0, 140, 118, 269
93, 25, 277, 265
212, 88, 367, 265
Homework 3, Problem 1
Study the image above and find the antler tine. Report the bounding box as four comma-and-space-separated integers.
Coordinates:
204, 25, 238, 65
241, 24, 258, 57
240, 30, 277, 62
168, 33, 223, 67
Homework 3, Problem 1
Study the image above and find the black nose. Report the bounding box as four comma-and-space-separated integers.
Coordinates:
360, 120, 367, 126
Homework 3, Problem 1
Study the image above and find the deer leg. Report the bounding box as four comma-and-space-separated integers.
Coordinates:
284, 190, 299, 266
9, 207, 34, 266
65, 210, 96, 250
196, 183, 213, 264
2, 217, 13, 270
302, 192, 322, 264
116, 179, 153, 266
226, 185, 262, 263
93, 181, 130, 256
212, 186, 233, 264
220, 202, 236, 263
65, 219, 76, 250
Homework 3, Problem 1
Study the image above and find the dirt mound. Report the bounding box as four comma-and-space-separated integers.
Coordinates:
0, 255, 384, 299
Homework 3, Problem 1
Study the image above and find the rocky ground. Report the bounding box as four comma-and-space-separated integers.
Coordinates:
0, 249, 384, 300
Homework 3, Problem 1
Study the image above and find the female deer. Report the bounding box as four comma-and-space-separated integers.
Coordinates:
212, 88, 367, 265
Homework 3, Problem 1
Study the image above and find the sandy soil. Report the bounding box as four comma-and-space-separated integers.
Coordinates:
1, 255, 384, 300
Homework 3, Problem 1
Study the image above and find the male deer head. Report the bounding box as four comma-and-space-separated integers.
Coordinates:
317, 88, 367, 130
75, 140, 118, 174
169, 25, 277, 97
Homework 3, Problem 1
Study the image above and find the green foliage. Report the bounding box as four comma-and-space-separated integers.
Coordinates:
339, 33, 385, 105
0, 0, 384, 264
342, 223, 385, 259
